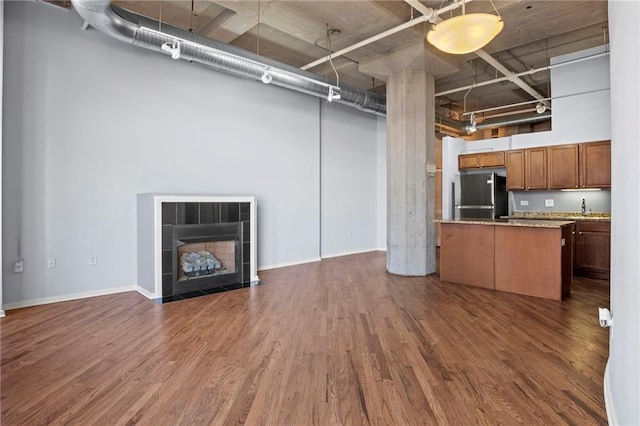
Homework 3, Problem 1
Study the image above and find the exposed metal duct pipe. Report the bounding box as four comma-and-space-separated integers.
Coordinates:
70, 0, 386, 115
461, 112, 551, 136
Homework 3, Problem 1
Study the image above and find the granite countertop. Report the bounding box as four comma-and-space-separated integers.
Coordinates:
509, 211, 611, 221
438, 218, 576, 228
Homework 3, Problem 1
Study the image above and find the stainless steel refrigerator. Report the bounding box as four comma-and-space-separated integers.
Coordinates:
453, 173, 508, 219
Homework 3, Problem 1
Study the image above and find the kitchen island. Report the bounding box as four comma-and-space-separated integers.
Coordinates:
439, 219, 575, 300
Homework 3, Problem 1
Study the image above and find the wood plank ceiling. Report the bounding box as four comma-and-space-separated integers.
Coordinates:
61, 1, 609, 121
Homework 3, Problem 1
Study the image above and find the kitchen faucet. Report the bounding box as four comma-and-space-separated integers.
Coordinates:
581, 198, 586, 215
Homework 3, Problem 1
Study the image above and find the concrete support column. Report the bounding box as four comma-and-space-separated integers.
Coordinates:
386, 69, 435, 275
360, 40, 460, 276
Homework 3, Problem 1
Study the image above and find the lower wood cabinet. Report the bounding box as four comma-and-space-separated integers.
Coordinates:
574, 221, 610, 279
440, 222, 573, 300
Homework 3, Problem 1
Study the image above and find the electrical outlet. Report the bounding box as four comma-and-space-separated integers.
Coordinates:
545, 199, 554, 207
48, 258, 56, 269
350, 231, 357, 237
13, 260, 24, 273
88, 255, 98, 265
520, 200, 529, 206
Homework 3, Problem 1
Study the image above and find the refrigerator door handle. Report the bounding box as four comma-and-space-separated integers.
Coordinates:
456, 205, 495, 209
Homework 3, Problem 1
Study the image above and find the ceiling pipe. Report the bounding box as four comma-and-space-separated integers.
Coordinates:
301, 0, 472, 71
71, 0, 386, 115
461, 112, 551, 135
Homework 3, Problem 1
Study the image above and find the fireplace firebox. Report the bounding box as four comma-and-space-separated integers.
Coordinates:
172, 223, 241, 295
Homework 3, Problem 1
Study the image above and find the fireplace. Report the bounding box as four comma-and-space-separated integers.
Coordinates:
171, 223, 242, 295
136, 195, 258, 303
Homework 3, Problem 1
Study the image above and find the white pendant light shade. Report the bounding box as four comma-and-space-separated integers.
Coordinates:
427, 13, 504, 55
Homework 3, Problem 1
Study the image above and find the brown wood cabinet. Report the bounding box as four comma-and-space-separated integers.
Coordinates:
506, 150, 525, 190
548, 144, 580, 189
440, 223, 495, 289
580, 140, 611, 188
440, 221, 573, 300
526, 147, 548, 190
575, 220, 610, 279
506, 148, 547, 190
458, 151, 505, 170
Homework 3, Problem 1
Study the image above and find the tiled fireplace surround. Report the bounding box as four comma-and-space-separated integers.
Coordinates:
137, 195, 258, 302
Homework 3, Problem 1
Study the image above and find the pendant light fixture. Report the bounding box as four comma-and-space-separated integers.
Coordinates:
427, 1, 503, 55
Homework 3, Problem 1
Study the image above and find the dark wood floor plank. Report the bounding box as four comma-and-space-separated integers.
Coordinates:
1, 251, 609, 425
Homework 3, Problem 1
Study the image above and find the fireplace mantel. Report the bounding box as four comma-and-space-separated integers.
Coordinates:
136, 194, 258, 300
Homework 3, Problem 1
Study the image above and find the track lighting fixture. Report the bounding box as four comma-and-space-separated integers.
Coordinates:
535, 101, 547, 114
260, 69, 273, 84
327, 86, 341, 102
161, 40, 181, 60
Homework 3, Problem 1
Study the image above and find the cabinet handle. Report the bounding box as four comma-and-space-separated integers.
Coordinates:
572, 231, 575, 235
579, 232, 583, 235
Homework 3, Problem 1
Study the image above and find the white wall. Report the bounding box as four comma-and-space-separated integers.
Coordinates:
607, 1, 640, 424
320, 102, 379, 258
0, 0, 4, 317
376, 117, 386, 250
513, 45, 611, 148
2, 1, 382, 307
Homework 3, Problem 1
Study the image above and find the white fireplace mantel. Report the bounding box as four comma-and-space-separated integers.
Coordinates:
136, 194, 258, 299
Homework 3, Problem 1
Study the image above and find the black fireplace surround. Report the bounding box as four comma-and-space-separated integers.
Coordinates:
160, 201, 252, 302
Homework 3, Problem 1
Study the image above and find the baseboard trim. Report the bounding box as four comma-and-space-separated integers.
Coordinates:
3, 286, 136, 311
135, 285, 158, 300
603, 359, 617, 426
259, 257, 322, 271
321, 248, 380, 259
0, 310, 5, 318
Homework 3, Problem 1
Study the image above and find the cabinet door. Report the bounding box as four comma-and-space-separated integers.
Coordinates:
548, 144, 579, 189
506, 150, 525, 190
480, 151, 505, 168
580, 140, 611, 188
575, 221, 611, 278
525, 148, 548, 190
458, 154, 479, 170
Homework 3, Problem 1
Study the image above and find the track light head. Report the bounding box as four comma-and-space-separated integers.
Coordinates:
536, 101, 547, 114
161, 40, 181, 60
261, 69, 273, 84
327, 87, 341, 102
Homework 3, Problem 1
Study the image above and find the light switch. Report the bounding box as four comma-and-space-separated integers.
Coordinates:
520, 200, 529, 206
545, 199, 554, 207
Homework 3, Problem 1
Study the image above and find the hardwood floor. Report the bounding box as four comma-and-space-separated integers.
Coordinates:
1, 251, 609, 425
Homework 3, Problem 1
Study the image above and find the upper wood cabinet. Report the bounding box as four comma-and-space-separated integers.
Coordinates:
458, 151, 505, 170
526, 147, 548, 190
580, 140, 611, 188
506, 150, 525, 190
548, 144, 580, 189
506, 148, 547, 190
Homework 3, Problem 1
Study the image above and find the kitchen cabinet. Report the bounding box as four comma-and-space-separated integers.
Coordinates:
506, 141, 610, 191
506, 150, 525, 190
506, 148, 547, 190
440, 220, 573, 300
440, 223, 495, 289
458, 151, 505, 170
580, 140, 611, 188
548, 144, 580, 189
526, 147, 548, 190
575, 220, 610, 279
